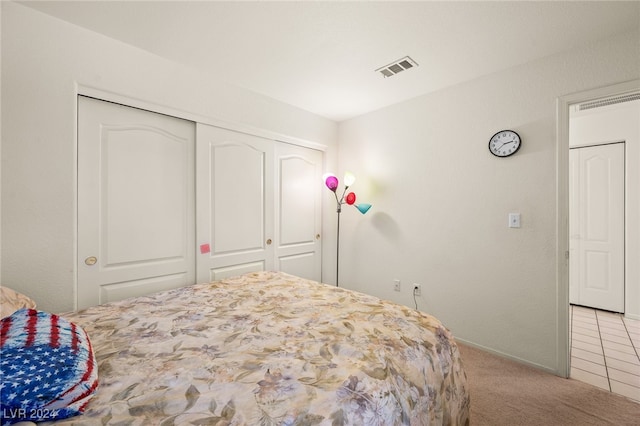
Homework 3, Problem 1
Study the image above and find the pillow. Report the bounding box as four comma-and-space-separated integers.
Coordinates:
0, 287, 37, 319
0, 309, 99, 425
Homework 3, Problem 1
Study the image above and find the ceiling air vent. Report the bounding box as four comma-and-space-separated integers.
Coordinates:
579, 92, 640, 111
376, 56, 418, 78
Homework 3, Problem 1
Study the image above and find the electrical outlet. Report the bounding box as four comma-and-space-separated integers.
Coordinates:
393, 279, 401, 292
413, 284, 421, 296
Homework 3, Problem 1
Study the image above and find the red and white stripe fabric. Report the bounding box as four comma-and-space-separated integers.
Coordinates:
0, 309, 98, 425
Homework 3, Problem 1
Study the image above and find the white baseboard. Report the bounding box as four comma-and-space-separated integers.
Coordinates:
455, 338, 560, 376
624, 312, 640, 321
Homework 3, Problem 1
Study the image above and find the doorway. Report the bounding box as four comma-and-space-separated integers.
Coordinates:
557, 81, 640, 380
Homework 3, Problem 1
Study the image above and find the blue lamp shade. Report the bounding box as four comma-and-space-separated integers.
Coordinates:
355, 203, 372, 214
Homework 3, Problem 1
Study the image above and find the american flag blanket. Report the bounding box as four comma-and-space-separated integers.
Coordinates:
0, 309, 98, 425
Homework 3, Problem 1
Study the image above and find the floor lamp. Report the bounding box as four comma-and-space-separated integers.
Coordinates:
324, 172, 372, 287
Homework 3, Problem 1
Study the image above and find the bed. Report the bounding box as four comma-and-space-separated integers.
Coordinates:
2, 271, 469, 425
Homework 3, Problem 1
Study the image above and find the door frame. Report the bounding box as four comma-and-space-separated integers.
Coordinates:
556, 78, 639, 378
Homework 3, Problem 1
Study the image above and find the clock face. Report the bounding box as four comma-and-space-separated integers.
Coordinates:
489, 130, 521, 157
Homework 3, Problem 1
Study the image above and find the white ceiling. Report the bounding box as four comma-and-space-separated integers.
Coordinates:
19, 1, 640, 122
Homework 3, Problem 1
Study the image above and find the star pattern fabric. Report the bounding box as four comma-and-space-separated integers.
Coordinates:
0, 309, 98, 425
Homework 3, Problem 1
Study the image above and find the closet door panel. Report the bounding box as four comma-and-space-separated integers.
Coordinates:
212, 143, 266, 253
569, 143, 625, 312
196, 124, 274, 282
275, 143, 323, 282
77, 96, 196, 310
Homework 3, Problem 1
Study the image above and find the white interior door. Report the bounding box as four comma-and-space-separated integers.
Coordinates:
569, 143, 625, 312
275, 143, 323, 282
77, 96, 196, 310
196, 124, 274, 282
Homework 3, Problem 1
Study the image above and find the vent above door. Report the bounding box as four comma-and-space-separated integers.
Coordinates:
578, 92, 640, 111
376, 56, 418, 78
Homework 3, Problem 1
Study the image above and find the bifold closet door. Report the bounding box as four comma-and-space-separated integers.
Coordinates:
196, 124, 275, 281
77, 96, 196, 310
196, 124, 323, 283
275, 142, 322, 282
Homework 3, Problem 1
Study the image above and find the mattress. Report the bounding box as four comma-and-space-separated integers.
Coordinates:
54, 271, 470, 425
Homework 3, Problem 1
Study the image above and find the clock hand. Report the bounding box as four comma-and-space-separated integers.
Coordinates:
495, 140, 516, 150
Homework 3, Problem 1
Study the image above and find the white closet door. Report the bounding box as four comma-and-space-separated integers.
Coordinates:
275, 143, 323, 282
77, 96, 196, 310
196, 124, 275, 281
569, 143, 625, 312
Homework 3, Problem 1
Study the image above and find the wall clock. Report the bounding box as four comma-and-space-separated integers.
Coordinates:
489, 130, 521, 158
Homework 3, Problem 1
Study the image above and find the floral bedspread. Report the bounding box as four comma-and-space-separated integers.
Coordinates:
58, 271, 470, 425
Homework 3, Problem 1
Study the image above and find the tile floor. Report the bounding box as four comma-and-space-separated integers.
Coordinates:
570, 304, 640, 403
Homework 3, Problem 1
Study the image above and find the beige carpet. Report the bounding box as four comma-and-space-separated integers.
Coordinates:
457, 343, 640, 425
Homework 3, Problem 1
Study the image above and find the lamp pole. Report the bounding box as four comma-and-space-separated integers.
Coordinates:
323, 172, 371, 288
336, 203, 341, 287
333, 185, 348, 287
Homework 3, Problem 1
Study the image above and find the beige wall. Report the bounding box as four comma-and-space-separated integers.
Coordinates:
336, 29, 639, 374
0, 2, 337, 313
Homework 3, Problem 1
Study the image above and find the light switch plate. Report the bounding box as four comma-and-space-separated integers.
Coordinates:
509, 213, 521, 228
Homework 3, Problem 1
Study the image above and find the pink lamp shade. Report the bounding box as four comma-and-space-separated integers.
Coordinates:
325, 175, 339, 192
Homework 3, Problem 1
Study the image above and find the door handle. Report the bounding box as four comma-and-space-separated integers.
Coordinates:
84, 256, 97, 266
266, 239, 272, 245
